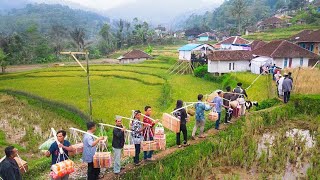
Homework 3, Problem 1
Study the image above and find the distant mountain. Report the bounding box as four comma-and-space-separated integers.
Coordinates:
0, 0, 30, 11
0, 3, 110, 38
104, 0, 221, 25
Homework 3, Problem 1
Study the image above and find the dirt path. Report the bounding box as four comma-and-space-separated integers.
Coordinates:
102, 117, 241, 180
5, 58, 119, 73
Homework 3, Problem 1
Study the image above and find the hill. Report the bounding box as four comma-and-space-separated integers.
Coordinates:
0, 3, 109, 38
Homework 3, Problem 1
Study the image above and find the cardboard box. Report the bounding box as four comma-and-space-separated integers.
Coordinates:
154, 134, 166, 150
208, 112, 218, 121
123, 144, 135, 157
155, 125, 164, 135
141, 141, 158, 151
14, 157, 28, 174
162, 113, 180, 133
68, 143, 83, 156
93, 152, 112, 168
51, 159, 74, 176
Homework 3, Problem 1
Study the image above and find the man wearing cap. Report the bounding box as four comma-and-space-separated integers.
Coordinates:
112, 116, 125, 174
282, 73, 293, 103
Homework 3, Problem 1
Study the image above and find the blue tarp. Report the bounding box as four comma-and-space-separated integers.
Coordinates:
178, 44, 202, 51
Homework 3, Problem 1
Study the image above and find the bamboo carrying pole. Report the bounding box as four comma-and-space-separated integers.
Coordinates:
134, 110, 163, 126
119, 115, 151, 126
69, 127, 98, 139
99, 123, 132, 133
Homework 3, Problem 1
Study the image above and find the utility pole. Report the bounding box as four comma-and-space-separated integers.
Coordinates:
60, 51, 93, 121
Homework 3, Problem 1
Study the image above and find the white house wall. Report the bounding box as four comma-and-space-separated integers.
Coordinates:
208, 60, 250, 73
273, 58, 310, 69
179, 51, 191, 60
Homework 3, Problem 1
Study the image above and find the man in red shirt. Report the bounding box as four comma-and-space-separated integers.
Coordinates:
143, 106, 159, 161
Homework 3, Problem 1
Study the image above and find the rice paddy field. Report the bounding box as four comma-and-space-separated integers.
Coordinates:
0, 47, 275, 179
0, 58, 271, 123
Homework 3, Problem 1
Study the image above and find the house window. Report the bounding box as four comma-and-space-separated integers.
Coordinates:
229, 62, 235, 70
300, 57, 303, 66
310, 44, 314, 52
284, 58, 288, 68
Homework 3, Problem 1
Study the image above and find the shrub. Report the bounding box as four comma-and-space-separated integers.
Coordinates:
255, 98, 281, 111
194, 65, 208, 78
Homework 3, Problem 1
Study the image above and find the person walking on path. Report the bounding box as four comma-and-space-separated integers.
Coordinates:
192, 94, 213, 139
173, 100, 190, 148
112, 116, 125, 174
223, 86, 235, 124
233, 82, 248, 116
82, 122, 105, 180
143, 106, 159, 161
0, 146, 22, 180
282, 73, 293, 103
131, 110, 143, 166
212, 91, 229, 130
46, 130, 74, 180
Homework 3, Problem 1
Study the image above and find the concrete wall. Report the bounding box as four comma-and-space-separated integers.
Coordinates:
208, 60, 250, 73
119, 58, 147, 64
179, 50, 191, 61
274, 57, 310, 69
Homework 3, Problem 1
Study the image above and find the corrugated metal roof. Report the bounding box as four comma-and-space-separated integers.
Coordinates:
178, 44, 202, 51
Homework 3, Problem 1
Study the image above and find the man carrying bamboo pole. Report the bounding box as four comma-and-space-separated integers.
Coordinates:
45, 130, 74, 180
143, 106, 159, 161
112, 116, 126, 174
0, 146, 22, 180
82, 122, 104, 180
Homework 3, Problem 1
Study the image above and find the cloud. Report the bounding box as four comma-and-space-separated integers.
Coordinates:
63, 0, 137, 10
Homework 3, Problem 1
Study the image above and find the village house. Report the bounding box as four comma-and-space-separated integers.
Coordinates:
253, 40, 319, 69
197, 32, 217, 42
178, 44, 214, 61
207, 50, 252, 74
257, 16, 290, 31
249, 40, 267, 51
289, 29, 320, 55
213, 36, 250, 50
155, 25, 167, 38
117, 49, 151, 64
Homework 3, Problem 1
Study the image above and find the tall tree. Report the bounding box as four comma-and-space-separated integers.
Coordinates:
0, 48, 7, 73
230, 0, 248, 34
49, 24, 68, 57
289, 0, 308, 10
70, 27, 85, 52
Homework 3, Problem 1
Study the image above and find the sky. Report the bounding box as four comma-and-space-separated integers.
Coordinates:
1, 0, 225, 24
43, 0, 225, 11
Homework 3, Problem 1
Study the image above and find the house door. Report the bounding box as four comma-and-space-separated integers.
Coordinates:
289, 58, 292, 68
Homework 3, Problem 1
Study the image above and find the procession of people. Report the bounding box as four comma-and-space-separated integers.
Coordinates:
0, 67, 295, 179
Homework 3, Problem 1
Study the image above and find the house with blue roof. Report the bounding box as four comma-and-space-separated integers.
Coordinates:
178, 44, 214, 60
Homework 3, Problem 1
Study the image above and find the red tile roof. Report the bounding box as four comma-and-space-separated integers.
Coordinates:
119, 49, 151, 60
208, 50, 253, 61
252, 40, 319, 59
289, 29, 320, 42
215, 36, 249, 46
250, 40, 267, 50
258, 16, 284, 26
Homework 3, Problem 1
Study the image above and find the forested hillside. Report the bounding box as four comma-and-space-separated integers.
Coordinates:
0, 4, 109, 37
182, 0, 319, 35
